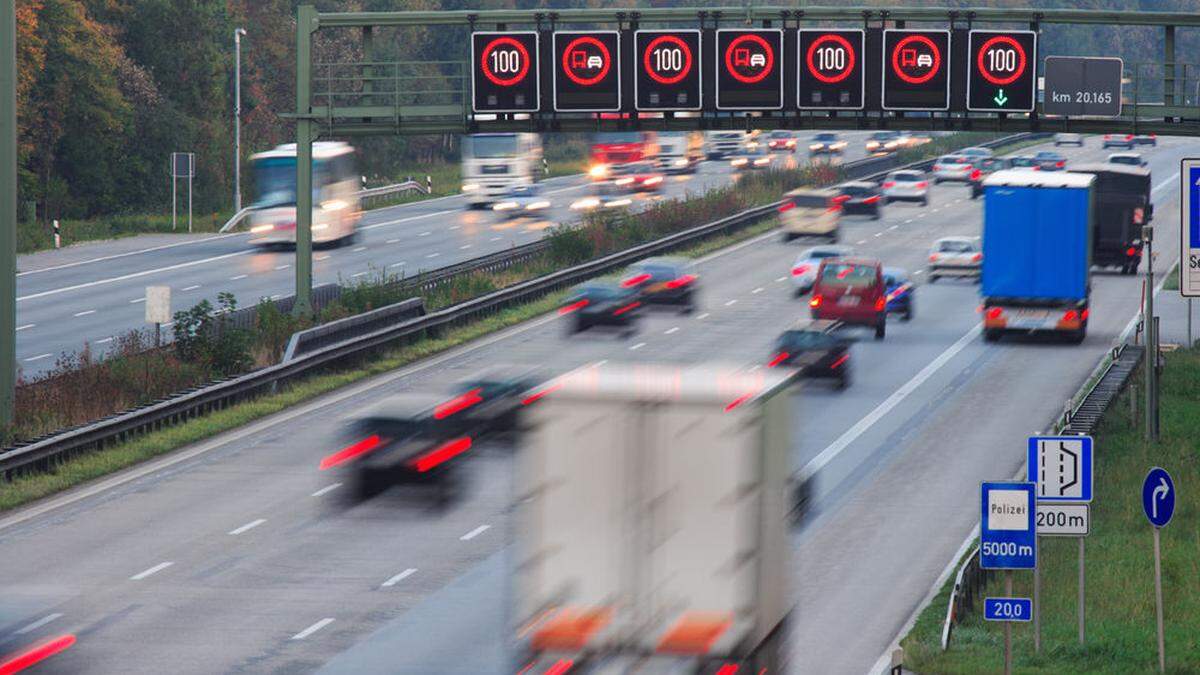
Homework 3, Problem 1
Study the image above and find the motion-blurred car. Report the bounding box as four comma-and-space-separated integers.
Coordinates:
1107, 152, 1147, 168
621, 256, 698, 314
491, 184, 552, 217
833, 181, 883, 220
730, 143, 775, 170
766, 130, 799, 153
927, 236, 982, 282
779, 188, 842, 242
883, 267, 915, 321
882, 170, 930, 205
969, 157, 1013, 199
1133, 133, 1157, 147
607, 162, 665, 192
1033, 151, 1067, 171
865, 130, 903, 155
791, 244, 855, 295
560, 281, 642, 337
1102, 133, 1135, 149
810, 258, 888, 339
1054, 132, 1084, 147
932, 154, 974, 183
959, 147, 995, 160
769, 320, 852, 389
809, 132, 847, 156
897, 131, 932, 148
1009, 155, 1040, 170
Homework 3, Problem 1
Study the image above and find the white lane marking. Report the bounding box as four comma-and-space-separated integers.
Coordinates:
460, 244, 472, 250
752, 287, 764, 294
490, 236, 503, 242
17, 250, 251, 303
95, 337, 115, 345
904, 219, 914, 224
311, 483, 342, 497
450, 225, 461, 230
15, 613, 64, 635
381, 568, 418, 587
73, 310, 96, 317
419, 231, 432, 237
130, 561, 173, 581
426, 253, 440, 259
913, 270, 924, 275
353, 246, 367, 252
182, 285, 201, 291
724, 299, 737, 307
315, 254, 330, 261
24, 354, 51, 362
856, 239, 867, 245
874, 232, 884, 237
629, 342, 646, 351
386, 238, 400, 244
129, 297, 145, 304
696, 312, 710, 320
275, 264, 291, 271
799, 325, 982, 481
460, 525, 491, 541
776, 276, 787, 283
1151, 172, 1179, 194
888, 225, 899, 231
16, 323, 34, 331
917, 213, 928, 218
291, 618, 334, 640
228, 518, 266, 536
749, 364, 762, 372
270, 294, 282, 301
230, 274, 248, 281
932, 207, 942, 213
664, 327, 679, 335
352, 271, 368, 278
388, 262, 405, 269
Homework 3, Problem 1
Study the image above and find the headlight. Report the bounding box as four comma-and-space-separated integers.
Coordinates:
250, 224, 274, 234
525, 200, 550, 210
606, 198, 632, 208
571, 197, 601, 210
461, 183, 479, 192
731, 158, 748, 167
786, 140, 796, 147
753, 158, 770, 166
614, 177, 635, 186
589, 164, 609, 179
673, 158, 689, 167
492, 201, 519, 211
320, 199, 349, 211
642, 176, 664, 186
809, 144, 822, 150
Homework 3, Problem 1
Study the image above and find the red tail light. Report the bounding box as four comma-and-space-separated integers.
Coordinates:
613, 301, 641, 316
0, 634, 77, 674
1032, 165, 1041, 171
434, 388, 483, 419
972, 252, 983, 262
522, 382, 562, 406
1056, 160, 1065, 168
929, 253, 940, 262
792, 265, 810, 277
714, 665, 739, 675
1081, 308, 1090, 321
559, 299, 589, 315
767, 352, 790, 368
874, 297, 886, 311
409, 436, 473, 473
1125, 134, 1134, 140
830, 354, 849, 369
778, 201, 796, 213
1127, 246, 1138, 257
833, 194, 851, 204
665, 274, 696, 289
724, 392, 754, 412
916, 181, 929, 189
545, 660, 575, 675
863, 195, 881, 204
1133, 208, 1144, 225
622, 273, 652, 288
882, 181, 896, 189
986, 307, 1003, 320
1062, 310, 1079, 322
826, 205, 842, 213
809, 295, 822, 308
320, 435, 386, 471
970, 169, 982, 181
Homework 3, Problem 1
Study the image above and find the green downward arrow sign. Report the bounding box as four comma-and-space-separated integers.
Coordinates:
994, 88, 1009, 106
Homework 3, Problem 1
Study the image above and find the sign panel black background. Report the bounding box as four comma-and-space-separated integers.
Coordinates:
967, 30, 1037, 112
1043, 56, 1123, 117
798, 29, 865, 109
635, 30, 702, 111
553, 31, 620, 112
715, 29, 783, 110
471, 32, 539, 113
881, 29, 950, 110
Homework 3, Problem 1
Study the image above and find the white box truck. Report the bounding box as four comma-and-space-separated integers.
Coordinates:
513, 363, 798, 674
461, 133, 543, 208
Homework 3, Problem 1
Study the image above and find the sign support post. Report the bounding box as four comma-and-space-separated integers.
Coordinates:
1079, 537, 1086, 644
0, 0, 14, 431
1004, 570, 1014, 675
1153, 527, 1164, 672
293, 4, 316, 318
1142, 467, 1174, 672
1144, 225, 1157, 441
1033, 552, 1040, 652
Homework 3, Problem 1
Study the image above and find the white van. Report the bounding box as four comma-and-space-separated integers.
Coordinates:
778, 187, 841, 242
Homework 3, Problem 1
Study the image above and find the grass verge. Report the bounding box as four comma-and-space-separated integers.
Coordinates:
900, 348, 1200, 673
1163, 260, 1180, 291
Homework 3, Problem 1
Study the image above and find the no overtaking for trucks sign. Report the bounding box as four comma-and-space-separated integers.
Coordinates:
1182, 159, 1200, 297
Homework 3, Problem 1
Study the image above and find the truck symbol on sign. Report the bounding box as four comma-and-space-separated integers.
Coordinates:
734, 49, 767, 69
569, 51, 604, 71
901, 49, 933, 69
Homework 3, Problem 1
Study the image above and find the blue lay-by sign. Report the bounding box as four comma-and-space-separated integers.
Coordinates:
980, 481, 1037, 569
1142, 467, 1176, 528
1028, 436, 1093, 502
984, 597, 1033, 622
1182, 159, 1200, 297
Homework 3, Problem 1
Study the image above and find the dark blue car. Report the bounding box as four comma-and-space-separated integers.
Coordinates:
883, 267, 914, 321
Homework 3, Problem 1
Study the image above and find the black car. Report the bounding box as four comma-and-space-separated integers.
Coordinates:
621, 256, 698, 313
969, 157, 1013, 199
769, 321, 851, 389
1033, 151, 1067, 171
834, 182, 883, 219
560, 281, 642, 336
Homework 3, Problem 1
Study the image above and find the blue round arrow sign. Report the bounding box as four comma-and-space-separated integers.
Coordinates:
1142, 467, 1175, 528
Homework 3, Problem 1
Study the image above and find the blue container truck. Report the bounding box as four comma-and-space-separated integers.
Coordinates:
980, 171, 1096, 343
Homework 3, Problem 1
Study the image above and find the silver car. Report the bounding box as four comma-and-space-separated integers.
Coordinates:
928, 236, 981, 282
882, 170, 930, 205
1108, 152, 1147, 168
1054, 133, 1084, 147
932, 154, 974, 183
791, 245, 855, 295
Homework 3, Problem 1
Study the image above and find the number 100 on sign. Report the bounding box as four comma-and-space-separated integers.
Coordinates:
798, 30, 864, 109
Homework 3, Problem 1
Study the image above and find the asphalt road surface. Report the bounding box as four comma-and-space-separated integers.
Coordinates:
0, 135, 1190, 674
13, 133, 875, 376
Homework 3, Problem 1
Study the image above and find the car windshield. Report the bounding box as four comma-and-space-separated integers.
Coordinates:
252, 156, 331, 209
770, 131, 792, 139
576, 285, 624, 301
595, 132, 643, 144
819, 263, 878, 287
979, 158, 1005, 171
1011, 157, 1037, 167
465, 134, 522, 158
871, 132, 898, 140
962, 147, 990, 155
804, 248, 848, 260
840, 186, 871, 196
790, 194, 830, 208
937, 240, 975, 253
815, 133, 838, 141
778, 330, 836, 350
938, 156, 967, 164
633, 263, 682, 279
1110, 156, 1140, 166
891, 172, 922, 182
1035, 152, 1062, 160
505, 186, 535, 198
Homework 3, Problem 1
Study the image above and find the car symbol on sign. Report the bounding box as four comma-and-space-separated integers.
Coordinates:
917, 54, 933, 68
750, 53, 766, 68
587, 55, 603, 69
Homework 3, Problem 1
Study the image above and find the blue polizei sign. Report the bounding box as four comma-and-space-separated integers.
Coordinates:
984, 597, 1034, 622
980, 481, 1037, 569
1142, 467, 1176, 528
1183, 160, 1200, 297
1028, 436, 1093, 502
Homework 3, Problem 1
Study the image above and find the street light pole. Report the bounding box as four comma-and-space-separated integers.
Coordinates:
234, 28, 247, 214
1, 1, 16, 430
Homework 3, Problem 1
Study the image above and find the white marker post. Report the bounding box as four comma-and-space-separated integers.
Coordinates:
145, 286, 171, 347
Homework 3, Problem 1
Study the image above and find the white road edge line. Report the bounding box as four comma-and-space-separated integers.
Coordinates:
311, 483, 342, 497
73, 310, 96, 317
15, 613, 64, 635
291, 618, 334, 641
130, 561, 173, 581
629, 342, 646, 351
460, 525, 490, 541
381, 568, 418, 587
24, 354, 51, 362
16, 323, 34, 331
228, 518, 266, 536
664, 327, 679, 335
95, 337, 115, 345
696, 312, 710, 320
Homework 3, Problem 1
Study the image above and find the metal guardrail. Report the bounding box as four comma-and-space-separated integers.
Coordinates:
219, 180, 431, 233
941, 546, 990, 651
284, 297, 425, 362
0, 133, 1039, 477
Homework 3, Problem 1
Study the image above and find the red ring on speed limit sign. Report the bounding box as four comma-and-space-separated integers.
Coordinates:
481, 36, 531, 87
643, 34, 693, 85
724, 33, 775, 84
805, 33, 855, 84
562, 36, 611, 86
891, 34, 941, 85
977, 35, 1027, 86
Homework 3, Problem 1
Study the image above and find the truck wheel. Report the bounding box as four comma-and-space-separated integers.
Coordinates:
875, 321, 886, 340
984, 329, 1002, 343
781, 232, 795, 243
1069, 322, 1088, 344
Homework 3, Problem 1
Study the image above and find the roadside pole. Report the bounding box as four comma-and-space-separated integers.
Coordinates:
1078, 537, 1086, 644
293, 5, 316, 318
1143, 225, 1156, 441
1142, 467, 1175, 673
1004, 570, 1013, 675
0, 0, 15, 430
1032, 557, 1040, 653
981, 482, 1037, 675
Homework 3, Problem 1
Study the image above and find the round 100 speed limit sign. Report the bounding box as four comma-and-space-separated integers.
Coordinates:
471, 32, 540, 113
966, 30, 1038, 112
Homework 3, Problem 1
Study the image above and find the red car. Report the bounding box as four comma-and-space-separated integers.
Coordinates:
809, 258, 888, 339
